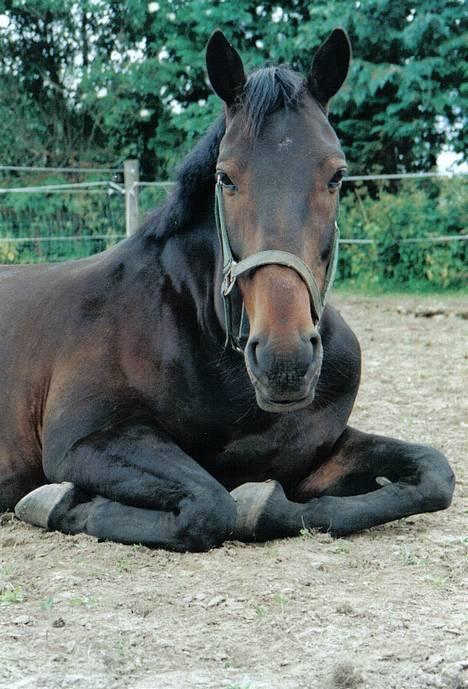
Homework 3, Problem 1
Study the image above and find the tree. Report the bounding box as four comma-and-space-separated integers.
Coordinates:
0, 0, 465, 176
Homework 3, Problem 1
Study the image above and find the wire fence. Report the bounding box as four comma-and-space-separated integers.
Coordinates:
0, 165, 123, 262
0, 165, 466, 268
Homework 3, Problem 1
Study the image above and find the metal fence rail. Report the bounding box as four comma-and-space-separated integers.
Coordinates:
0, 181, 123, 194
0, 165, 123, 174
4, 234, 125, 243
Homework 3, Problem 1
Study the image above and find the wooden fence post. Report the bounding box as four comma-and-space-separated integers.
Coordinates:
124, 159, 139, 237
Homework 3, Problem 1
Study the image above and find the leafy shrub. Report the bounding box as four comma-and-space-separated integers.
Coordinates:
338, 178, 467, 290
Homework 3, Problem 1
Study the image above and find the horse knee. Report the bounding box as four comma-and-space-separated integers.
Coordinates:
423, 472, 454, 511
180, 488, 237, 551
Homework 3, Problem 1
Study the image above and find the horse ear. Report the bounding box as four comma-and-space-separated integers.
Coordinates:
308, 28, 351, 109
206, 30, 246, 106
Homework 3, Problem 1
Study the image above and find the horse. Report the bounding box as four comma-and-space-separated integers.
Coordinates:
2, 29, 454, 551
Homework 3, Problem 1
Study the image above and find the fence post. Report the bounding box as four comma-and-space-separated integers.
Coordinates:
124, 159, 139, 237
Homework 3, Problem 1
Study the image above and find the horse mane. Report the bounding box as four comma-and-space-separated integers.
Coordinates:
139, 66, 304, 244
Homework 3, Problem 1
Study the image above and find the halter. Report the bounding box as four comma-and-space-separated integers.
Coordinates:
214, 177, 340, 352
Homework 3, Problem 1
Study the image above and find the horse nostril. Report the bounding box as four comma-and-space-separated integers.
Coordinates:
302, 329, 320, 360
245, 336, 263, 376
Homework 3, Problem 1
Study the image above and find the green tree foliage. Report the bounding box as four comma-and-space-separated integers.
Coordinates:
0, 0, 465, 176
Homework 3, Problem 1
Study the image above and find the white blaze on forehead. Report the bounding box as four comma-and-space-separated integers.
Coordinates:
277, 137, 293, 150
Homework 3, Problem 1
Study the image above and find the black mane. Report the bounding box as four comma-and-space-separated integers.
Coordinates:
139, 66, 304, 243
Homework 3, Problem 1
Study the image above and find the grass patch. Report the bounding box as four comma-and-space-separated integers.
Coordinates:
399, 544, 428, 567
0, 587, 24, 605
68, 595, 96, 607
0, 562, 17, 577
41, 597, 55, 610
332, 541, 351, 554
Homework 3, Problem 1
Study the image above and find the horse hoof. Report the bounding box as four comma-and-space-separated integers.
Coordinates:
15, 482, 77, 530
230, 480, 286, 541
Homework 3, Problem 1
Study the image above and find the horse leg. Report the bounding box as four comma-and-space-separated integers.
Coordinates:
15, 422, 236, 551
231, 426, 455, 540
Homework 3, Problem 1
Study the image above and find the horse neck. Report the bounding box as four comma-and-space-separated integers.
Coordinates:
131, 204, 224, 348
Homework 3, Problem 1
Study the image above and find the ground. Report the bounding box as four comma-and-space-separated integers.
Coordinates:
0, 295, 466, 689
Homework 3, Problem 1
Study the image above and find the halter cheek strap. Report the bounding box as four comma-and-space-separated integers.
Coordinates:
214, 180, 340, 352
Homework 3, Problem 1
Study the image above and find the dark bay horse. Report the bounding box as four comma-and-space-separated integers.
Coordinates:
2, 30, 454, 550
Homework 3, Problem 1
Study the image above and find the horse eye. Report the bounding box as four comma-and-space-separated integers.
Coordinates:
217, 171, 237, 191
328, 169, 346, 191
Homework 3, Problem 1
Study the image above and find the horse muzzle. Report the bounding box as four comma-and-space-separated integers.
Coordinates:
245, 329, 323, 412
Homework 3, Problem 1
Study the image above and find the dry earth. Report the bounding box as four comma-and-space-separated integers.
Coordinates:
1, 295, 466, 689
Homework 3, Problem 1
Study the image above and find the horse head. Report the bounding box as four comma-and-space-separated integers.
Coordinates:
206, 29, 351, 412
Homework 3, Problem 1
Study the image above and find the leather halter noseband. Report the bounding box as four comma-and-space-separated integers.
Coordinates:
214, 177, 340, 352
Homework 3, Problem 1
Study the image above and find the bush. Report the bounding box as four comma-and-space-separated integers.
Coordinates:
338, 178, 467, 290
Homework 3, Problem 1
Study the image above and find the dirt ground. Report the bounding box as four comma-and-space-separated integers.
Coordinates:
1, 295, 466, 689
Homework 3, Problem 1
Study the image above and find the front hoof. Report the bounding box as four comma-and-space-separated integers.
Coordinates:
15, 482, 77, 530
230, 480, 287, 542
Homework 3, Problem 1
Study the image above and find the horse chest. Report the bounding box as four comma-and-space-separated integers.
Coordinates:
194, 413, 325, 489
151, 353, 334, 486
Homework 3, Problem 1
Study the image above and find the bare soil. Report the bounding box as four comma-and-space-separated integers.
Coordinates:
1, 295, 466, 689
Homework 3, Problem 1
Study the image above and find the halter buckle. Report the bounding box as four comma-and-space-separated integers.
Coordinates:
222, 261, 237, 296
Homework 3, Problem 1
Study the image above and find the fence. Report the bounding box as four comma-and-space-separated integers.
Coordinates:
0, 162, 466, 286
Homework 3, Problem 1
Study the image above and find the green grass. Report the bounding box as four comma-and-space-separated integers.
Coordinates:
0, 562, 17, 577
41, 597, 55, 610
68, 595, 96, 607
332, 541, 351, 554
0, 587, 24, 604
255, 605, 265, 619
399, 544, 428, 567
